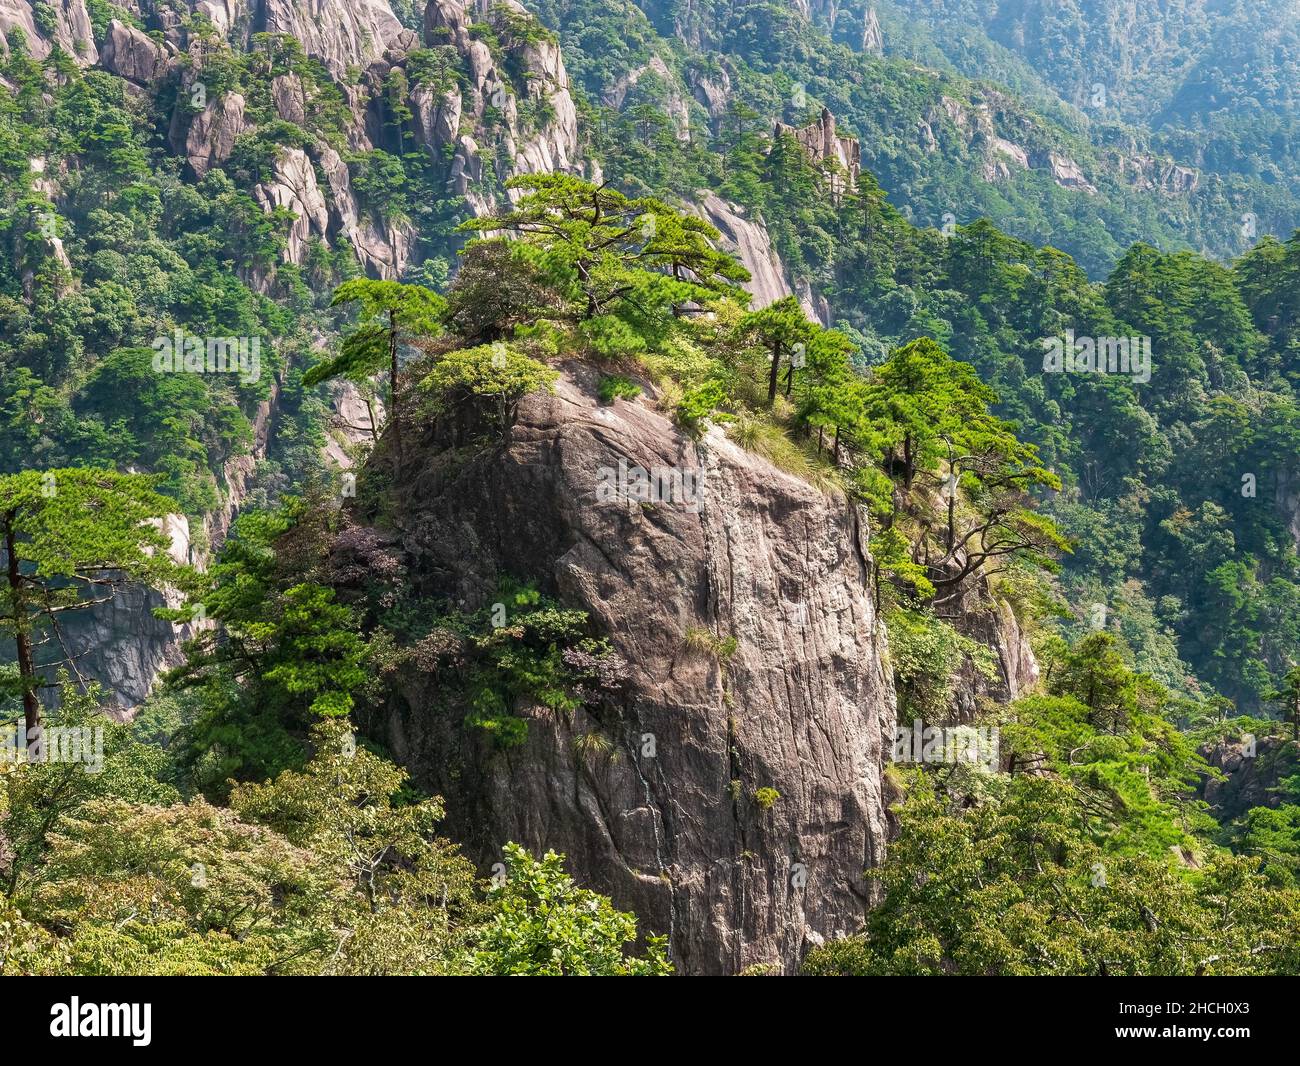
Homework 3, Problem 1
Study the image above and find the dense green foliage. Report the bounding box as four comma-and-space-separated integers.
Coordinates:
0, 39, 338, 517
5, 0, 1300, 978
468, 843, 672, 975
1, 705, 663, 974
805, 635, 1300, 976
531, 0, 1300, 278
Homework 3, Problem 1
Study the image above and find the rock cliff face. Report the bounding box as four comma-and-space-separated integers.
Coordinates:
41, 386, 276, 711
861, 5, 883, 52
251, 146, 331, 265
100, 19, 173, 83
774, 107, 861, 197
1275, 467, 1300, 549
0, 0, 96, 63
1121, 155, 1198, 193
693, 193, 827, 323
36, 515, 194, 716
363, 364, 895, 974
256, 0, 405, 77
176, 92, 246, 179
948, 587, 1039, 722
929, 94, 1099, 193
1200, 734, 1297, 821
691, 109, 862, 323
423, 0, 582, 215
603, 55, 692, 140
15, 0, 580, 280
107, 0, 402, 75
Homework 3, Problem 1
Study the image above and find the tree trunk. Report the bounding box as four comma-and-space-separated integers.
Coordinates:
767, 342, 782, 404
388, 309, 403, 466
4, 517, 39, 734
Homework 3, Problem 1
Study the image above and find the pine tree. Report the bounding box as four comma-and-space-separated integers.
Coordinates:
0, 468, 186, 733
303, 279, 446, 464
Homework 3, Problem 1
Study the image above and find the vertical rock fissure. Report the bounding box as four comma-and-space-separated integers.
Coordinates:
692, 432, 750, 972
625, 725, 676, 952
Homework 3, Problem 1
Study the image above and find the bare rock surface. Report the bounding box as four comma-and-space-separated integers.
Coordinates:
100, 18, 172, 83
180, 91, 246, 178
774, 107, 861, 196
693, 193, 825, 321
366, 364, 895, 974
1275, 466, 1300, 549
257, 0, 404, 77
686, 64, 731, 122
0, 0, 97, 64
423, 0, 579, 209
40, 515, 193, 714
948, 587, 1040, 722
270, 72, 307, 124
604, 55, 692, 141
253, 146, 329, 265
861, 5, 883, 52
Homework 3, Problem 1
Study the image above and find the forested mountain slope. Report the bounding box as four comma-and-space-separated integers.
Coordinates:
880, 0, 1300, 260
530, 0, 1300, 274
885, 0, 1300, 128
1, 0, 1300, 976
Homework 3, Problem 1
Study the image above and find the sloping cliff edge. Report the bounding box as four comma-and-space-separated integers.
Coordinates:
351, 364, 895, 974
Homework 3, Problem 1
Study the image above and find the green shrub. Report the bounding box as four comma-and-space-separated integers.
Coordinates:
597, 374, 641, 404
